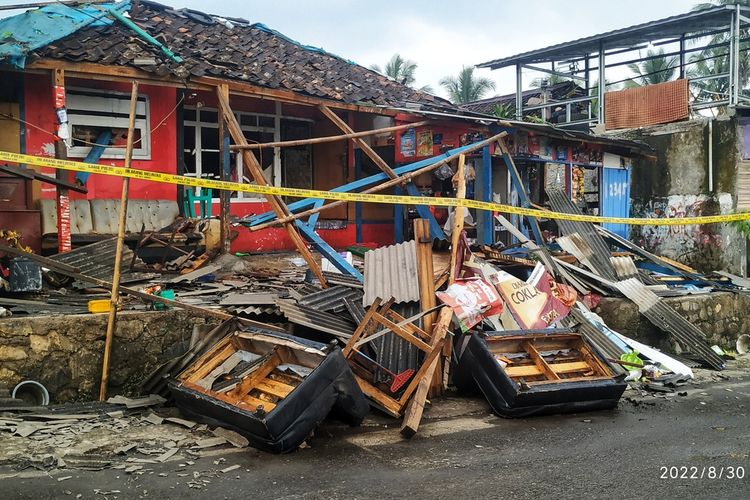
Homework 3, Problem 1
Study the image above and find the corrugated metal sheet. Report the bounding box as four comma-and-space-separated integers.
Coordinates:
370, 302, 421, 374
298, 285, 363, 313
547, 189, 618, 281
566, 308, 627, 376
614, 278, 724, 370
276, 299, 356, 340
611, 256, 639, 280
321, 271, 364, 289
50, 238, 152, 284
219, 293, 277, 306
363, 240, 420, 306
343, 296, 366, 324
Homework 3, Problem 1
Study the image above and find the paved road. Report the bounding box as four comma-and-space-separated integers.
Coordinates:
2, 363, 749, 499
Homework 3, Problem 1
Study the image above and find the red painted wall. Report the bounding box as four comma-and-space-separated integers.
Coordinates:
23, 74, 394, 252
25, 74, 178, 201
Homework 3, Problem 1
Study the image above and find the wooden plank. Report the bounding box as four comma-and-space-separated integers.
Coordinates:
231, 120, 431, 150
255, 379, 294, 399
522, 341, 560, 381
242, 394, 277, 412
215, 87, 328, 287
354, 376, 402, 417
226, 349, 281, 399
373, 314, 432, 353
527, 375, 612, 386
343, 297, 382, 357
448, 154, 467, 285
184, 341, 236, 383
400, 306, 454, 437
414, 219, 437, 336
505, 361, 595, 378
318, 104, 399, 179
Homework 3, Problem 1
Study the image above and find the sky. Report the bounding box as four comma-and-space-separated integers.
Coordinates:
0, 0, 704, 99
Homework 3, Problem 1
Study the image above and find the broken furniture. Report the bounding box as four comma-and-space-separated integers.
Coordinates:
168, 326, 369, 453
454, 331, 626, 417
342, 298, 446, 418
39, 198, 182, 249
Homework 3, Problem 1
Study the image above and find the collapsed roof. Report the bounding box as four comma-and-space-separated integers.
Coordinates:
2, 0, 451, 109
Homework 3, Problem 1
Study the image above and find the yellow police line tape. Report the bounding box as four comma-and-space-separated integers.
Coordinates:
1, 150, 748, 227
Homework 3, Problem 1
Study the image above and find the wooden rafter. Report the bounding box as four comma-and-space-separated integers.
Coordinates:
215, 86, 328, 286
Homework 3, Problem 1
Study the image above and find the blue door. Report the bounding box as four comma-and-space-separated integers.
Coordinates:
601, 167, 631, 238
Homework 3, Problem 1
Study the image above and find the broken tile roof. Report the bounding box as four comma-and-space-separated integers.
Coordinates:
33, 0, 452, 109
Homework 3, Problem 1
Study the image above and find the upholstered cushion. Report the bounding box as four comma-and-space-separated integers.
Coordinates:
41, 199, 180, 235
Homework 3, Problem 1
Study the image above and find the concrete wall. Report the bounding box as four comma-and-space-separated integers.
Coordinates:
0, 311, 217, 403
612, 117, 747, 274
596, 292, 749, 352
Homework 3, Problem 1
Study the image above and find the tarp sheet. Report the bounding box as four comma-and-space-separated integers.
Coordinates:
0, 1, 130, 68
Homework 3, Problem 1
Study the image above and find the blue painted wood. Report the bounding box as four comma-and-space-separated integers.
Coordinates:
601, 167, 631, 238
476, 145, 493, 245
404, 181, 445, 240
75, 129, 112, 185
307, 199, 325, 229
246, 141, 482, 226
294, 220, 363, 281
394, 185, 404, 243
502, 153, 544, 245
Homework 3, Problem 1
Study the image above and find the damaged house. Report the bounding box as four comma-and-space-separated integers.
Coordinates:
0, 0, 749, 460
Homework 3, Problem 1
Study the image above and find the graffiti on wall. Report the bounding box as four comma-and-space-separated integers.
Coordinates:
630, 193, 734, 270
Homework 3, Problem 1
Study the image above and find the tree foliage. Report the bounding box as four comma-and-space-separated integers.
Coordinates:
439, 66, 496, 104
625, 48, 678, 87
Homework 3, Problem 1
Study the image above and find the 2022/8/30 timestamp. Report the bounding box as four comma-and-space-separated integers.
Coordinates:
660, 466, 745, 479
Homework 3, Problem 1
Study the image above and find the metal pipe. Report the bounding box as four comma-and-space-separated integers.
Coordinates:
515, 64, 523, 121
708, 119, 714, 193
598, 41, 605, 126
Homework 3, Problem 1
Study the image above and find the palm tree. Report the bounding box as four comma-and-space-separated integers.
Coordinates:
439, 66, 496, 104
625, 48, 678, 87
370, 54, 417, 86
371, 54, 434, 93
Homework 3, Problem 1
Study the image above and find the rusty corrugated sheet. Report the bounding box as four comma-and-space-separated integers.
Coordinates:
363, 240, 420, 306
50, 238, 152, 284
605, 79, 689, 130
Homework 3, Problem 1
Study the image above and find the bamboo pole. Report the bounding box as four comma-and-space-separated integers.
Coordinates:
99, 81, 138, 401
229, 120, 431, 150
249, 131, 508, 232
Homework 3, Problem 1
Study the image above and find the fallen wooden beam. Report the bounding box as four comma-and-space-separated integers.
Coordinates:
230, 120, 431, 150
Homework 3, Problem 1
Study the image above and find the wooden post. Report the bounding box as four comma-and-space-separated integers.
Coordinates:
414, 217, 442, 395
448, 154, 467, 284
52, 68, 71, 253
400, 306, 454, 437
99, 81, 139, 401
414, 219, 436, 334
218, 84, 231, 254
215, 87, 328, 287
